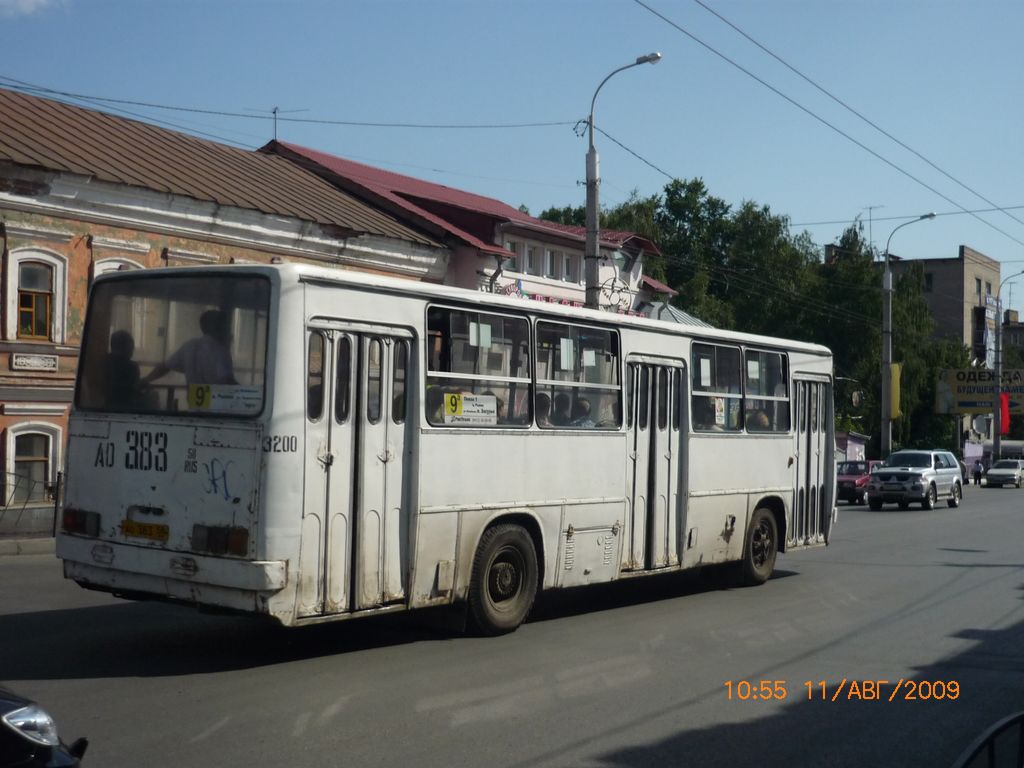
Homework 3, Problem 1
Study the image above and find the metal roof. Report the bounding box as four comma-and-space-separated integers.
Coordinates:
0, 88, 443, 248
265, 141, 660, 258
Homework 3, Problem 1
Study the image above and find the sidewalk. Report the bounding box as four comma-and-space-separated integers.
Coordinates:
0, 537, 56, 556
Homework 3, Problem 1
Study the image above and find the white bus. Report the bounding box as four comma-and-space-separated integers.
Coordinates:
57, 263, 835, 634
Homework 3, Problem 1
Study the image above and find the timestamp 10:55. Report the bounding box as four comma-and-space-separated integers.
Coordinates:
724, 679, 960, 702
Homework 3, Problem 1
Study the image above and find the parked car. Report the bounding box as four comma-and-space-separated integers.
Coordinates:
0, 686, 86, 767
983, 459, 1024, 488
866, 449, 963, 511
836, 459, 882, 505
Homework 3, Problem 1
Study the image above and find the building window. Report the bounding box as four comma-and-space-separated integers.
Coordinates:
5, 249, 68, 343
4, 423, 61, 506
17, 262, 52, 340
563, 253, 578, 282
924, 273, 933, 293
526, 246, 537, 275
976, 278, 982, 296
504, 241, 519, 272
986, 282, 992, 295
544, 249, 560, 279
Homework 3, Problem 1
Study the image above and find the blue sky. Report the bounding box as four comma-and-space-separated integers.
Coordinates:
4, 0, 1024, 309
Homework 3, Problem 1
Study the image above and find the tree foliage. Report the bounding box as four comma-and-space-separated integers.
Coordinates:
540, 177, 972, 457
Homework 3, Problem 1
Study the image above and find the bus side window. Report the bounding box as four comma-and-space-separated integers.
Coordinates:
335, 336, 351, 424
392, 341, 407, 425
367, 338, 382, 424
307, 332, 325, 421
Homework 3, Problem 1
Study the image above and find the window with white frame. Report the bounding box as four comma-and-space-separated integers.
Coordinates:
562, 253, 578, 282
525, 246, 537, 275
544, 249, 560, 279
5, 422, 62, 505
17, 262, 52, 340
504, 241, 519, 272
5, 248, 68, 343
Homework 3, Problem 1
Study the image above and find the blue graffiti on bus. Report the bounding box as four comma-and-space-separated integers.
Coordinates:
203, 457, 234, 500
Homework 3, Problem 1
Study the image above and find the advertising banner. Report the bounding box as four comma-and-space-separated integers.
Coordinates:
935, 369, 1024, 414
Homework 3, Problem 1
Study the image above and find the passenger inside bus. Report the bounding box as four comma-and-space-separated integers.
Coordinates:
570, 397, 595, 428
142, 309, 237, 387
425, 386, 445, 424
104, 329, 141, 410
535, 393, 552, 427
552, 392, 572, 426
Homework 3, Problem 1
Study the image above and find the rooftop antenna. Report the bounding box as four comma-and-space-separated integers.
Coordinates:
863, 204, 885, 256
243, 106, 309, 142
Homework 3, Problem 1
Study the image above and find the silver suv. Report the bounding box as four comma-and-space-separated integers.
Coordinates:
867, 449, 963, 511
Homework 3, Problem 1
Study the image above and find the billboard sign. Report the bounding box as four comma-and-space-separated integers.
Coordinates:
936, 369, 1024, 414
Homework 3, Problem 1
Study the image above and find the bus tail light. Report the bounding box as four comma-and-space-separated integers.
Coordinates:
192, 525, 249, 557
62, 508, 100, 537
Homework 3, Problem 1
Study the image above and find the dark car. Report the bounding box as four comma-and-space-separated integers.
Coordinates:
0, 686, 86, 767
836, 459, 882, 505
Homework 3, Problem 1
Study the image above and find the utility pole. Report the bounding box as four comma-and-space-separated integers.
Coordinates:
881, 213, 935, 457
585, 53, 661, 309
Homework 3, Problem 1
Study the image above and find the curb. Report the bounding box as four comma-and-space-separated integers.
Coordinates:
0, 538, 56, 557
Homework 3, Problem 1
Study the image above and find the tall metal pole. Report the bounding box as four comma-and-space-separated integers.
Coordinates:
585, 52, 661, 309
881, 213, 935, 457
993, 270, 1024, 461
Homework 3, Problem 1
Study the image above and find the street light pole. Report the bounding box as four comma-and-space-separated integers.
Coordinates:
993, 270, 1024, 461
881, 212, 935, 457
585, 52, 661, 310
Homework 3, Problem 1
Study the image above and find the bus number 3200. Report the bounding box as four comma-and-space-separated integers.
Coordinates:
124, 430, 168, 472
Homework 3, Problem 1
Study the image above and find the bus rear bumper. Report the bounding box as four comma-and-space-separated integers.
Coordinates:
56, 534, 287, 612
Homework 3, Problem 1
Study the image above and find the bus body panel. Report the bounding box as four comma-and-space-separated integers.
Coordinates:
57, 263, 836, 628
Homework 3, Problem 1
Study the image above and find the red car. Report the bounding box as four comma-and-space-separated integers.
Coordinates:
836, 459, 882, 505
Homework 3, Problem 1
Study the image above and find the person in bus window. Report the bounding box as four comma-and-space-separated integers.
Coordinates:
536, 393, 552, 427
552, 392, 572, 426
749, 410, 770, 431
104, 330, 141, 409
425, 386, 445, 424
143, 309, 237, 387
482, 390, 506, 424
570, 397, 595, 428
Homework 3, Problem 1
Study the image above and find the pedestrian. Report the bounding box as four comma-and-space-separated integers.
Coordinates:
972, 459, 984, 486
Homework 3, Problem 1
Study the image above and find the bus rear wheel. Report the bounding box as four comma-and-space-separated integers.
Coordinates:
740, 508, 778, 586
468, 523, 538, 635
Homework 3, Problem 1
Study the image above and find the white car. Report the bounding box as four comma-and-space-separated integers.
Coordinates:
984, 459, 1024, 488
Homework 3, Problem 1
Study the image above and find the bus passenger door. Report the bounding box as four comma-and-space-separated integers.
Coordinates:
353, 335, 409, 609
791, 378, 831, 548
626, 360, 684, 571
299, 328, 409, 618
300, 328, 353, 617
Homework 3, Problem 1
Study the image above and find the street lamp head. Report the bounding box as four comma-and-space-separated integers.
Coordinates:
920, 212, 937, 221
636, 52, 662, 65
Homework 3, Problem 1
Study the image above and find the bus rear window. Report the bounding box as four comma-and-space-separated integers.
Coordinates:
76, 274, 270, 416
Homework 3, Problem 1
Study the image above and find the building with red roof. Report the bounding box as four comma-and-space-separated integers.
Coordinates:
263, 141, 673, 314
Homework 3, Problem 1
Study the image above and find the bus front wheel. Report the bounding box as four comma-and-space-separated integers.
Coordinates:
468, 523, 538, 635
740, 508, 778, 586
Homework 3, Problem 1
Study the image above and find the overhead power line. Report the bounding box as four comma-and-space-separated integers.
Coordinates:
793, 205, 1024, 228
0, 76, 574, 130
690, 0, 1024, 234
632, 0, 1024, 251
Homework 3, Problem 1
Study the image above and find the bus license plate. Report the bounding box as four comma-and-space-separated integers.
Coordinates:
121, 519, 169, 542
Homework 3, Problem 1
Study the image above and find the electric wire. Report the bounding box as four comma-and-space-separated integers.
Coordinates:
632, 0, 1024, 251
690, 0, 1024, 233
0, 76, 574, 130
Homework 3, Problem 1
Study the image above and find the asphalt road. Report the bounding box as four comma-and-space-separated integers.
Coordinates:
3, 484, 1023, 768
